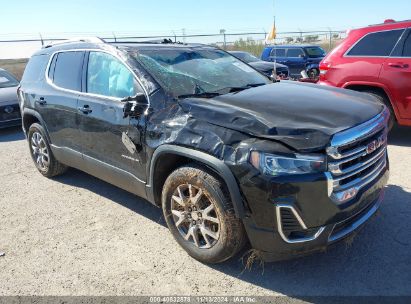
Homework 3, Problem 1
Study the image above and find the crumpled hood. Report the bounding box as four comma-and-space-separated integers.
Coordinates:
179, 81, 383, 151
0, 86, 19, 104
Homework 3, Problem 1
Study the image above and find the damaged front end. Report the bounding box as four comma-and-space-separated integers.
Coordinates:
125, 45, 389, 261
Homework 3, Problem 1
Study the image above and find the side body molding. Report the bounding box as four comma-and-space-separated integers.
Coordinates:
147, 145, 246, 218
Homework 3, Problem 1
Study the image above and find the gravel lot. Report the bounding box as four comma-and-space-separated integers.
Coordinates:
0, 126, 410, 298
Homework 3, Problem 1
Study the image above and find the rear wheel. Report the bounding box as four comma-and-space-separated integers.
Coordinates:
307, 68, 319, 79
28, 123, 68, 177
162, 164, 246, 263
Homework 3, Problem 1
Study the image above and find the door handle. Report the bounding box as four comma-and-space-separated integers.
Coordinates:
35, 97, 47, 106
388, 62, 409, 68
78, 105, 92, 114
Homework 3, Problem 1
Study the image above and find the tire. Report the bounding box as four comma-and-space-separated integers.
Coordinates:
363, 90, 395, 130
162, 164, 246, 264
307, 68, 319, 79
28, 123, 68, 177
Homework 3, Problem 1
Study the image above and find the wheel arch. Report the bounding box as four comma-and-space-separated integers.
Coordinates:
147, 145, 246, 219
343, 82, 399, 121
22, 109, 50, 139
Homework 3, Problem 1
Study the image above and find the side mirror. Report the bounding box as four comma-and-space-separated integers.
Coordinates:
123, 93, 148, 118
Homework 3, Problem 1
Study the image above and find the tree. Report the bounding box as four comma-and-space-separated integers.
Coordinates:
304, 35, 319, 43
285, 37, 294, 43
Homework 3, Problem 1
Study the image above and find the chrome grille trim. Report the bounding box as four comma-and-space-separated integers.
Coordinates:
276, 204, 325, 243
326, 107, 389, 204
328, 108, 389, 150
331, 149, 386, 181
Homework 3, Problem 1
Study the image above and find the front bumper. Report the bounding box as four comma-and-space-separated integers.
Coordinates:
237, 164, 388, 262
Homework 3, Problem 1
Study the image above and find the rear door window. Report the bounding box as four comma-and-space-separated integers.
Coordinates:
347, 29, 404, 56
86, 51, 142, 99
52, 51, 85, 91
270, 48, 286, 57
287, 48, 305, 58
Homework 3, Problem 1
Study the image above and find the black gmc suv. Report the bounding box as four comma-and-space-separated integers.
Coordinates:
18, 39, 389, 263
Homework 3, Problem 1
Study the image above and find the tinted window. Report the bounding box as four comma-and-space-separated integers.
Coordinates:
402, 31, 411, 57
87, 52, 141, 99
348, 29, 403, 56
53, 52, 84, 91
287, 48, 305, 58
305, 47, 326, 58
270, 48, 286, 57
21, 55, 48, 84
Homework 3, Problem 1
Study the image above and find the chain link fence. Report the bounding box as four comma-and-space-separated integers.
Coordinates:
0, 29, 346, 79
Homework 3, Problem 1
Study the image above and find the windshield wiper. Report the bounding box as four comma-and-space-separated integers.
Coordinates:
177, 92, 222, 99
177, 83, 267, 99
213, 83, 267, 94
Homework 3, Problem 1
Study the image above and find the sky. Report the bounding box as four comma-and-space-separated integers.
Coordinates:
0, 0, 410, 58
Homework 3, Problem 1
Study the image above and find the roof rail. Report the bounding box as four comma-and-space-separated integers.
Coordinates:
368, 19, 411, 27
42, 37, 106, 49
109, 38, 183, 45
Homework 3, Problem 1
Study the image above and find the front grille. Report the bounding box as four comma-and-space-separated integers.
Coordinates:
326, 108, 389, 203
0, 103, 21, 122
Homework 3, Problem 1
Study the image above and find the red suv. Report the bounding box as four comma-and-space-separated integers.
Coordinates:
319, 19, 411, 127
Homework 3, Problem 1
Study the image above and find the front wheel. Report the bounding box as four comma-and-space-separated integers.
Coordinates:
162, 164, 246, 263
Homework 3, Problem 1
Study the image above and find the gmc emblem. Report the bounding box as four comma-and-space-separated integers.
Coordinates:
366, 136, 385, 154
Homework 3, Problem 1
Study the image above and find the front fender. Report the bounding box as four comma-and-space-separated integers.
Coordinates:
147, 144, 246, 218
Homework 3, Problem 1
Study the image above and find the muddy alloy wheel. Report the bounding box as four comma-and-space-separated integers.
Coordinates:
162, 164, 246, 263
30, 131, 50, 171
171, 183, 220, 249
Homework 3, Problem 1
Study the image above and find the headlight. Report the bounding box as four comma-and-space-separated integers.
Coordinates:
250, 151, 326, 176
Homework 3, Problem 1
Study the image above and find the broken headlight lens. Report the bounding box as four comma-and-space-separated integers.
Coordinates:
250, 151, 326, 176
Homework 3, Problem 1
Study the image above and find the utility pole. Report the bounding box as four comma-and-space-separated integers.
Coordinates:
263, 28, 267, 45
220, 29, 226, 50
272, 0, 276, 78
328, 27, 332, 51
182, 28, 186, 44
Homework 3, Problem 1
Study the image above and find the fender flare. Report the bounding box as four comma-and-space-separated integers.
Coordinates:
147, 145, 246, 218
305, 63, 319, 71
22, 109, 51, 140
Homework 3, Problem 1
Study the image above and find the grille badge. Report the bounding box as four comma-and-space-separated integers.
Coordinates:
366, 136, 385, 155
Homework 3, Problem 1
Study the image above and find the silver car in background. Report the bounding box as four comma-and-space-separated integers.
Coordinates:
0, 68, 20, 128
